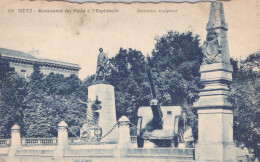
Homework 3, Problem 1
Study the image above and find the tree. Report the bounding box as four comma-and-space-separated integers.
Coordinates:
230, 50, 260, 157
23, 64, 52, 137
47, 73, 86, 137
106, 31, 203, 138
150, 31, 203, 139
0, 55, 26, 138
108, 48, 150, 123
23, 68, 87, 137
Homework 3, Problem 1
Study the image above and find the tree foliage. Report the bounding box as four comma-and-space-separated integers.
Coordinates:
0, 55, 26, 138
230, 50, 260, 157
23, 67, 86, 137
150, 31, 203, 139
103, 31, 203, 138
108, 48, 150, 123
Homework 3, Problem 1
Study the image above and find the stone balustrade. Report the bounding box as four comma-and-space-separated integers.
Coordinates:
130, 136, 137, 143
0, 136, 139, 148
21, 138, 57, 146
130, 136, 149, 143
0, 122, 246, 161
0, 139, 11, 147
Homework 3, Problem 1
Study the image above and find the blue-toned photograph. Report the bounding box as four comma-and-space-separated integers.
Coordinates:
0, 0, 259, 161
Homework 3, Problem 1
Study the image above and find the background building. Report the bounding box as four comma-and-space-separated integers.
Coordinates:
0, 48, 80, 78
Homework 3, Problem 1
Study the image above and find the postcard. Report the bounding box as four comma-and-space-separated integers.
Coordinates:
0, 0, 259, 161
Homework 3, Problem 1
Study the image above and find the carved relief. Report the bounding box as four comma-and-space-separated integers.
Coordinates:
202, 30, 222, 64
79, 96, 103, 142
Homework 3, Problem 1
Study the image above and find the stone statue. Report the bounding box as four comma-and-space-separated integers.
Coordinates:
202, 30, 222, 64
79, 96, 103, 142
78, 96, 102, 126
94, 48, 108, 82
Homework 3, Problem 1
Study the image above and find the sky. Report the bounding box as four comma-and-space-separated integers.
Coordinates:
0, 0, 259, 79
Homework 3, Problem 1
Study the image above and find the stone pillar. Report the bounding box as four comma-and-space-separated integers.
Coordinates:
114, 116, 131, 158
8, 124, 21, 157
88, 83, 118, 143
55, 121, 68, 158
117, 116, 131, 148
193, 2, 236, 161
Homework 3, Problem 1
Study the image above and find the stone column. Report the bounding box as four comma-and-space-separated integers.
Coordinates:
193, 2, 236, 161
114, 116, 131, 158
55, 121, 68, 158
88, 83, 118, 143
117, 116, 131, 148
8, 124, 21, 157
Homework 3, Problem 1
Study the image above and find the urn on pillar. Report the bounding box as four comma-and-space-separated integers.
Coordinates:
193, 2, 236, 161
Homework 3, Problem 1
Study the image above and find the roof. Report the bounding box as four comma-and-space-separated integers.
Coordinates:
0, 47, 80, 70
0, 48, 35, 59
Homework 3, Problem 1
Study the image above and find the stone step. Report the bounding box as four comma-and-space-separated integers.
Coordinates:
64, 149, 114, 156
15, 149, 54, 156
1, 157, 195, 162
128, 148, 194, 155
13, 148, 195, 160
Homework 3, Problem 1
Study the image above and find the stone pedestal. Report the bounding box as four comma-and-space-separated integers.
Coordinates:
117, 116, 131, 149
88, 83, 118, 143
114, 116, 131, 158
194, 63, 236, 161
8, 124, 21, 157
195, 109, 236, 161
57, 121, 68, 146
55, 121, 68, 158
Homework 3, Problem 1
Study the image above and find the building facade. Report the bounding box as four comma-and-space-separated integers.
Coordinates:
0, 48, 80, 78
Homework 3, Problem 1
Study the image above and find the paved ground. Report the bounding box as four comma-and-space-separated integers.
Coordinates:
1, 157, 195, 162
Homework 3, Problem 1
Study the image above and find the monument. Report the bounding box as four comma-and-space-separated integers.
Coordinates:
79, 97, 103, 142
87, 48, 118, 143
193, 2, 236, 161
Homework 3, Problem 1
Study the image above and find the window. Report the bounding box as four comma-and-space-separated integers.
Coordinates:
21, 70, 27, 78
167, 111, 172, 116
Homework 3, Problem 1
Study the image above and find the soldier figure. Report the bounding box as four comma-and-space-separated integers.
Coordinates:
94, 48, 108, 82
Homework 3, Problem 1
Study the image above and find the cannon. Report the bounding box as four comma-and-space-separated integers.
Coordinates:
136, 65, 182, 148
